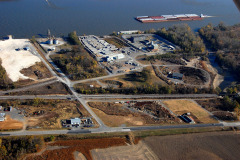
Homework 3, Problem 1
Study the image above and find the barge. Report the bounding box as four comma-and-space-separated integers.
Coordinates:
136, 14, 209, 23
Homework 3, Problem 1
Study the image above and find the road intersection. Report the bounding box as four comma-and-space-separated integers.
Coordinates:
1, 41, 240, 137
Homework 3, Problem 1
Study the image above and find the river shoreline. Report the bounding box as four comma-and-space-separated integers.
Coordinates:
208, 53, 236, 90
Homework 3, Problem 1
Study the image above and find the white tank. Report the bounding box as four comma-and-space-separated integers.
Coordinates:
53, 39, 59, 44
48, 39, 53, 44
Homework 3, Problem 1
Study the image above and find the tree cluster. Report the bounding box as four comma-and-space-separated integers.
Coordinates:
51, 46, 107, 80
75, 84, 215, 95
156, 24, 206, 53
199, 23, 240, 79
0, 136, 44, 160
0, 60, 14, 90
125, 68, 151, 83
146, 53, 186, 65
199, 23, 240, 51
68, 31, 81, 45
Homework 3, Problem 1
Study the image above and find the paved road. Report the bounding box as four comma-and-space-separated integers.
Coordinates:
3, 121, 240, 136
0, 95, 71, 100
0, 94, 218, 100
80, 94, 219, 99
71, 72, 129, 85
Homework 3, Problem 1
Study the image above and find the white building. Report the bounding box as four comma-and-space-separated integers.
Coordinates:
0, 113, 6, 122
106, 53, 125, 62
118, 30, 139, 35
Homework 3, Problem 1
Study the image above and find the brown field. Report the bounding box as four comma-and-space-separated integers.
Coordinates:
26, 137, 127, 160
196, 99, 227, 112
20, 62, 52, 80
9, 82, 70, 95
88, 102, 180, 127
91, 107, 144, 127
163, 100, 217, 123
135, 55, 151, 65
101, 66, 166, 88
0, 115, 23, 130
74, 81, 102, 89
12, 62, 53, 88
144, 131, 240, 160
91, 141, 158, 160
196, 99, 238, 121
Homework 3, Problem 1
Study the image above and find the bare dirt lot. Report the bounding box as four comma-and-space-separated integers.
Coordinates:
163, 100, 217, 123
144, 131, 240, 160
26, 137, 127, 160
91, 140, 158, 160
0, 39, 41, 82
0, 115, 23, 130
20, 62, 52, 80
88, 102, 180, 127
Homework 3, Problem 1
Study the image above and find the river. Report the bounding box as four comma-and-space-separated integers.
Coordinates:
208, 53, 237, 90
0, 0, 239, 38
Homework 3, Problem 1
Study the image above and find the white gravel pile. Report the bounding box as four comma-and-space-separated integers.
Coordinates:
0, 39, 41, 82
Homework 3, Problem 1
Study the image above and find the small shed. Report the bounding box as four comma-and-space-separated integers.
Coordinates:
70, 118, 81, 125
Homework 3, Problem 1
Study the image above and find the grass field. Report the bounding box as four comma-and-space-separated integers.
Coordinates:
163, 100, 217, 123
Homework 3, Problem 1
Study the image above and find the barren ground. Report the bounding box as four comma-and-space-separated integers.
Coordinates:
20, 62, 52, 80
144, 131, 240, 160
88, 102, 180, 127
26, 138, 127, 160
0, 39, 41, 82
91, 141, 158, 160
0, 115, 23, 130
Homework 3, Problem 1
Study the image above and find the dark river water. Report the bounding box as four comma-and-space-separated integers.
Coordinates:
0, 0, 239, 38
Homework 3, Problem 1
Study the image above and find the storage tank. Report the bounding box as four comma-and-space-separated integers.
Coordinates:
53, 39, 58, 44
48, 39, 53, 44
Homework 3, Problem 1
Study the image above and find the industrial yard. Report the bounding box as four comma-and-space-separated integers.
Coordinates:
0, 37, 42, 82
80, 35, 142, 74
88, 101, 182, 127
122, 34, 178, 53
0, 99, 93, 130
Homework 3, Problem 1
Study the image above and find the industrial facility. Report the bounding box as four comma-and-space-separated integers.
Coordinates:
80, 35, 125, 62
